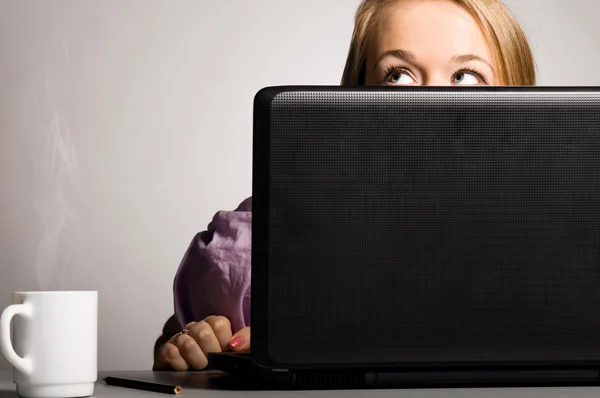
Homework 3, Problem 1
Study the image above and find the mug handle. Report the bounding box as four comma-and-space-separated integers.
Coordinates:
0, 303, 33, 375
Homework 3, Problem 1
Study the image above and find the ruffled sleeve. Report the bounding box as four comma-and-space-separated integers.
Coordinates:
173, 197, 252, 333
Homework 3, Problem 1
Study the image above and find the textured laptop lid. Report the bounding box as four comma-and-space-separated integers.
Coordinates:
251, 87, 600, 370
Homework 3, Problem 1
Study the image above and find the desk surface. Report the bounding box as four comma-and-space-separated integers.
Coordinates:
2, 370, 600, 397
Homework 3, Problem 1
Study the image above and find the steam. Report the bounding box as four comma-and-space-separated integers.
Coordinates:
32, 40, 83, 290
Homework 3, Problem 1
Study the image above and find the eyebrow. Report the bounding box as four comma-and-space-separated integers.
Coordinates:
450, 54, 494, 71
374, 49, 494, 71
373, 49, 416, 68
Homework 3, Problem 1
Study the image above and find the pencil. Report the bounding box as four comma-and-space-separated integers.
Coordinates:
103, 376, 182, 395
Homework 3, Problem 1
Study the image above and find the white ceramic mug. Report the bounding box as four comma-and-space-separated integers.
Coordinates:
0, 291, 98, 398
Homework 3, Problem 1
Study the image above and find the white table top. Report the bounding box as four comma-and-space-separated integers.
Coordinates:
2, 370, 600, 397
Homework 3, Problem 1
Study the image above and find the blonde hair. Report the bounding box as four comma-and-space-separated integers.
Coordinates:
341, 0, 536, 86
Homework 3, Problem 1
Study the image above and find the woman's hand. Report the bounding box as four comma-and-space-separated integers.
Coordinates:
153, 315, 250, 371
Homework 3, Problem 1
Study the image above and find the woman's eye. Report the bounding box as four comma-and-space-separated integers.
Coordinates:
388, 72, 414, 85
453, 72, 480, 85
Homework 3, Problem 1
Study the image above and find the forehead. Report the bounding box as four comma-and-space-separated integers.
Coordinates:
370, 0, 493, 64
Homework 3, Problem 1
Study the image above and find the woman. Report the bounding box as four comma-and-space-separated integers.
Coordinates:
153, 0, 536, 371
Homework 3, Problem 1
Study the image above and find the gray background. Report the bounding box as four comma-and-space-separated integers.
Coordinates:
0, 0, 599, 371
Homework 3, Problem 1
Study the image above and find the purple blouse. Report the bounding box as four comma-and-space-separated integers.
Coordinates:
173, 197, 252, 332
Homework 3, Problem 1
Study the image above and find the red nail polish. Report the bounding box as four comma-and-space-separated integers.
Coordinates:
229, 336, 244, 349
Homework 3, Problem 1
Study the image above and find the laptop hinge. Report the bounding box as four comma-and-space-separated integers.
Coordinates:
272, 368, 289, 373
371, 367, 600, 387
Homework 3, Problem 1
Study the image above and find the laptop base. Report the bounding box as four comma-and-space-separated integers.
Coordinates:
207, 353, 600, 389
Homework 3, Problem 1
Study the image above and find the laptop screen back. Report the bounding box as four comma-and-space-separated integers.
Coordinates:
251, 87, 600, 370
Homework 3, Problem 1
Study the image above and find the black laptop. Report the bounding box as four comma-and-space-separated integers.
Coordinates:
208, 86, 600, 389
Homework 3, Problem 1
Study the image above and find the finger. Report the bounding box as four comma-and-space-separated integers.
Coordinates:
184, 321, 197, 329
203, 316, 233, 350
188, 320, 222, 354
173, 334, 208, 370
228, 327, 251, 352
154, 342, 189, 371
